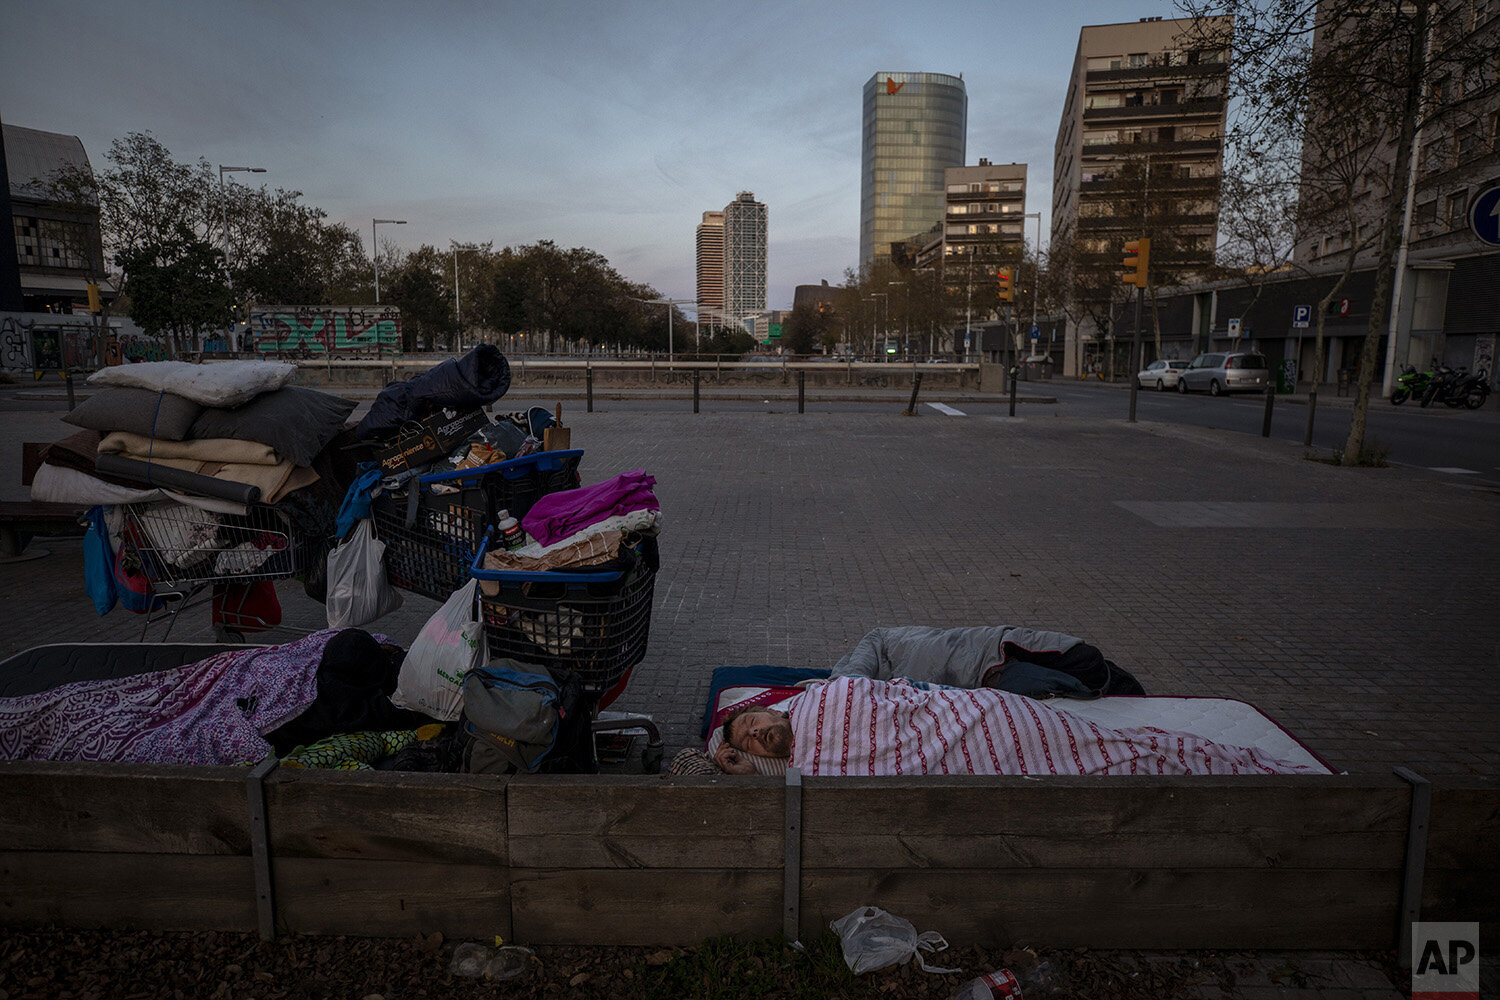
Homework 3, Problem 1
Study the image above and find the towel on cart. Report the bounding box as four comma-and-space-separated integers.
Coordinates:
520, 470, 659, 548
97, 431, 316, 505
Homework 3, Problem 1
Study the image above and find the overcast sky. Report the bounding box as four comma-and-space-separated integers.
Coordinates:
3, 0, 1188, 309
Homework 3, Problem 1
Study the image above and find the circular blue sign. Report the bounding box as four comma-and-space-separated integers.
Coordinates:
1471, 185, 1500, 247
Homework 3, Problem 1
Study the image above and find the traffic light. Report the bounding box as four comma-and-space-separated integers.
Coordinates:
1122, 238, 1151, 288
996, 267, 1014, 303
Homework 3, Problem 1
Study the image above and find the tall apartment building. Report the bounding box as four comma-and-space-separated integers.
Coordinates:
722, 191, 767, 323
860, 71, 967, 269
695, 210, 724, 321
1052, 17, 1231, 281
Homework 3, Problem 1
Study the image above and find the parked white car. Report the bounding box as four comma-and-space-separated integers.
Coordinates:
1136, 359, 1190, 391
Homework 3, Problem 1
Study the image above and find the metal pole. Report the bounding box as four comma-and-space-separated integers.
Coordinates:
1262, 384, 1275, 437
1128, 286, 1143, 423
1304, 391, 1318, 447
221, 169, 231, 294
1008, 365, 1018, 417
904, 371, 923, 416
586, 367, 594, 412
692, 369, 700, 413
373, 219, 380, 304
798, 369, 805, 413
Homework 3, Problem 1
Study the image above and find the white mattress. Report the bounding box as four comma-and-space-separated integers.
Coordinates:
1048, 696, 1335, 773
707, 685, 1336, 775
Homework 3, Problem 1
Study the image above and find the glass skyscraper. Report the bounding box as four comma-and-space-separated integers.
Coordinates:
860, 71, 967, 269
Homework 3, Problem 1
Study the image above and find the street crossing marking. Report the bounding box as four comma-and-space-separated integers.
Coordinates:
926, 402, 966, 416
1428, 467, 1480, 475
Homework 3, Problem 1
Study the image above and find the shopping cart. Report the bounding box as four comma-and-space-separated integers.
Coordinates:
372, 449, 583, 602
118, 499, 308, 642
470, 531, 662, 772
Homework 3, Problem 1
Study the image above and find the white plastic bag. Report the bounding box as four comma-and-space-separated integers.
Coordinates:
325, 518, 403, 627
391, 579, 484, 720
828, 906, 961, 975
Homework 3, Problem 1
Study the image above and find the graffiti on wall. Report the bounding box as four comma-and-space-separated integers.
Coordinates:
250, 305, 402, 355
0, 312, 105, 371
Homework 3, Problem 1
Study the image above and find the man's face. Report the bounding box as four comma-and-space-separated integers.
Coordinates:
729, 710, 793, 758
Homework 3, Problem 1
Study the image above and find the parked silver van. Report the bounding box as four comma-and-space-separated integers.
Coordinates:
1178, 352, 1269, 396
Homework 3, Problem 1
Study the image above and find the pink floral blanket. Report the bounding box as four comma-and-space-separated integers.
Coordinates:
0, 630, 341, 766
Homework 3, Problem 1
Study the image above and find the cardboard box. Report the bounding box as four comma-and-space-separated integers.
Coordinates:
378, 408, 490, 475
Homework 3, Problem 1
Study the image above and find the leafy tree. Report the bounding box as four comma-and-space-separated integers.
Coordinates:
1180, 0, 1494, 463
116, 224, 234, 356
779, 303, 827, 356
383, 245, 456, 351
235, 188, 368, 306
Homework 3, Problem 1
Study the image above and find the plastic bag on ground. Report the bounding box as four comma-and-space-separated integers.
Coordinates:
828, 906, 961, 975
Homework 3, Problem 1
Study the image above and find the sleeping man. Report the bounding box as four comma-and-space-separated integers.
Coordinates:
712, 674, 1319, 777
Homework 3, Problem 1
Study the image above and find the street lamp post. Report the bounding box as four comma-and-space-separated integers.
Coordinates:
1024, 212, 1043, 360
219, 165, 265, 350
451, 242, 479, 349
633, 297, 694, 364
372, 218, 407, 303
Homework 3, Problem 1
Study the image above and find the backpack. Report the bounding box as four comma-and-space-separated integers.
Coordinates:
460, 659, 596, 774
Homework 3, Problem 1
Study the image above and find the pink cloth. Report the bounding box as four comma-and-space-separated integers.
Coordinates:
788, 676, 1318, 776
521, 470, 658, 547
0, 630, 343, 765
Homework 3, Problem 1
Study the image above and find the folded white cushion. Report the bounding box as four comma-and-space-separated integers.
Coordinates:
88, 360, 296, 408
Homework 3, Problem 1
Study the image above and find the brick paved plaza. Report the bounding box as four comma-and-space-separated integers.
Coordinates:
4, 395, 1497, 777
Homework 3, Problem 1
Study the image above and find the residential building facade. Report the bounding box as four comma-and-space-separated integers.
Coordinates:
1052, 16, 1231, 374
723, 191, 767, 325
3, 122, 106, 314
860, 71, 967, 269
695, 210, 724, 322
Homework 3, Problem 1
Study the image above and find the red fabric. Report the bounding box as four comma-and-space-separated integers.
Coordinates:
212, 580, 282, 632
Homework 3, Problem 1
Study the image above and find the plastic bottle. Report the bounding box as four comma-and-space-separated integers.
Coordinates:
950, 961, 1061, 999
496, 510, 525, 552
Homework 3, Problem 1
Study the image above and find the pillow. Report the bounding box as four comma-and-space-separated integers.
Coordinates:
87, 360, 296, 407
189, 385, 357, 467
62, 386, 203, 441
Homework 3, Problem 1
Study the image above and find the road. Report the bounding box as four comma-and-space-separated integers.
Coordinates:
6, 375, 1497, 487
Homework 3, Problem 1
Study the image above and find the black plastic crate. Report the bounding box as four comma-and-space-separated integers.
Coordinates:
472, 534, 657, 701
373, 449, 583, 601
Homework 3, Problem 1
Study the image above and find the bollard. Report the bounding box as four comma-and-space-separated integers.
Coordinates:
64, 370, 77, 411
1262, 384, 1275, 437
1303, 387, 1317, 447
1009, 366, 1019, 417
903, 371, 923, 416
798, 370, 805, 413
586, 368, 594, 413
693, 369, 700, 413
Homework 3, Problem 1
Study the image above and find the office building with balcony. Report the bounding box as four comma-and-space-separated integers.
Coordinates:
914, 160, 1028, 270
723, 191, 766, 324
3, 122, 108, 314
860, 71, 967, 269
695, 210, 724, 322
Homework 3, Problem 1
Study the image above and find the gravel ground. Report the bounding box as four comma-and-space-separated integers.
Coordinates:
0, 927, 1407, 999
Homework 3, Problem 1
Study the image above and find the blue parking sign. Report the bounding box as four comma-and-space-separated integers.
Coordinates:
1471, 185, 1500, 246
1292, 304, 1311, 328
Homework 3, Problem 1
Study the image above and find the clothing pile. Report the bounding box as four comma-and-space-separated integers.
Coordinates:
32, 360, 359, 628
476, 470, 662, 580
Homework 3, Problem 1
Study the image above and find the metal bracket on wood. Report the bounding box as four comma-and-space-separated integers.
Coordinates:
247, 755, 280, 941
1393, 765, 1431, 969
783, 767, 803, 945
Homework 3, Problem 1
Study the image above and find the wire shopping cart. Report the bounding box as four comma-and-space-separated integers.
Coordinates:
118, 499, 308, 642
372, 449, 583, 602
470, 531, 663, 772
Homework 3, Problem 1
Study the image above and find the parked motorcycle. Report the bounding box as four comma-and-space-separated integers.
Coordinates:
1390, 363, 1437, 405
1450, 367, 1491, 410
1420, 365, 1467, 408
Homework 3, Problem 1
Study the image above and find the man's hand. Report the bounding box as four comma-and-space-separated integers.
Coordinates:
714, 743, 757, 775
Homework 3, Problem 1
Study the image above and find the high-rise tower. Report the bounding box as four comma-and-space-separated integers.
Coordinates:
723, 192, 767, 324
860, 72, 968, 269
695, 210, 724, 321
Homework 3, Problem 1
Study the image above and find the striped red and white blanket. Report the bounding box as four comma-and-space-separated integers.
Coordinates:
789, 676, 1320, 776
